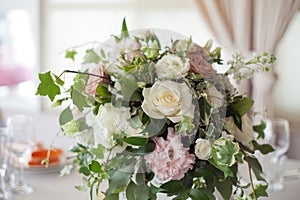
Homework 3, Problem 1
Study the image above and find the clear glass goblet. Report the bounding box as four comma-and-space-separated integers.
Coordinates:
7, 115, 35, 195
264, 118, 290, 191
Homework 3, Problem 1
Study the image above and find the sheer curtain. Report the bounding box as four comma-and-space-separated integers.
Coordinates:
194, 0, 300, 122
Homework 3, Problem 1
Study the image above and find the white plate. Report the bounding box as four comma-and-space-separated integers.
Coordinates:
24, 160, 66, 174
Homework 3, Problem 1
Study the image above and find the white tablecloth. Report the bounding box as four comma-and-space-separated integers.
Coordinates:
4, 114, 299, 199
9, 159, 299, 200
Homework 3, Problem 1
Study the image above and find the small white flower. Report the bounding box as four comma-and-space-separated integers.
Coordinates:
141, 80, 194, 123
194, 138, 212, 160
87, 103, 137, 148
155, 54, 190, 79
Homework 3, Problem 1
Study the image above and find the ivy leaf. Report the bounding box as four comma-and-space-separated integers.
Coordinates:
215, 179, 232, 200
246, 156, 265, 181
71, 87, 89, 112
252, 141, 274, 155
249, 184, 268, 199
230, 97, 254, 117
75, 177, 89, 192
214, 140, 240, 166
90, 144, 105, 159
61, 119, 80, 137
82, 49, 101, 64
36, 71, 61, 101
65, 50, 77, 61
253, 121, 267, 139
198, 96, 212, 125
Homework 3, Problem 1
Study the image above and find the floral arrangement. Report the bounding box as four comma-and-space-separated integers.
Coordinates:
36, 19, 276, 200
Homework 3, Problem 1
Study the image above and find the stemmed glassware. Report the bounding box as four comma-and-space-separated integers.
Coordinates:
7, 115, 35, 195
0, 127, 12, 199
263, 118, 290, 191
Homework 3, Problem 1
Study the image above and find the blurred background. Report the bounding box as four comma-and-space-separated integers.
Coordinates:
0, 0, 299, 158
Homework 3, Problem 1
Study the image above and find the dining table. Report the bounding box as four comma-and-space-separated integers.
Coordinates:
4, 113, 300, 200
9, 158, 299, 200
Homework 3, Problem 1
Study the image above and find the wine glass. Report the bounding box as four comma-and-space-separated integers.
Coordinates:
7, 115, 35, 195
0, 127, 12, 199
263, 118, 290, 191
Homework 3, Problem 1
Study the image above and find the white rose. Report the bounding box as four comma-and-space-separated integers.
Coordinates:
88, 103, 133, 148
224, 115, 254, 149
195, 138, 212, 160
155, 54, 190, 79
141, 80, 195, 123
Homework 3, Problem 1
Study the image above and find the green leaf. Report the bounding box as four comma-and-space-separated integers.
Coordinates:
214, 140, 240, 166
125, 141, 155, 155
227, 105, 242, 131
231, 97, 254, 117
96, 84, 112, 97
119, 77, 141, 102
215, 179, 232, 200
61, 119, 80, 137
71, 87, 89, 112
59, 106, 73, 126
59, 164, 73, 176
36, 71, 61, 101
161, 180, 184, 196
82, 49, 101, 64
126, 181, 137, 200
198, 96, 212, 125
253, 121, 267, 139
65, 50, 77, 61
106, 170, 131, 195
121, 17, 129, 39
89, 160, 101, 173
252, 141, 274, 155
123, 137, 148, 146
249, 184, 268, 199
134, 185, 149, 200
246, 156, 265, 181
79, 166, 90, 176
188, 189, 210, 200
142, 118, 167, 138
104, 194, 119, 200
75, 177, 89, 192
91, 144, 105, 159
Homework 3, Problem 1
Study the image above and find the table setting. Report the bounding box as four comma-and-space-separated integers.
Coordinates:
1, 19, 300, 200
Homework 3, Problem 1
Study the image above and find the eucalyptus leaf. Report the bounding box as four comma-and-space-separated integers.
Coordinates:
123, 137, 148, 146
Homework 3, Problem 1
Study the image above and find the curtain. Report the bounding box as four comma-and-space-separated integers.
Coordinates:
195, 0, 300, 122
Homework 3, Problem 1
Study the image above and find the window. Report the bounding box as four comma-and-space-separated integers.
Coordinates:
0, 0, 40, 112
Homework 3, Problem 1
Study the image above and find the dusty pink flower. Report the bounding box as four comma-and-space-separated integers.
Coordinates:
86, 65, 110, 95
144, 127, 195, 183
187, 43, 216, 78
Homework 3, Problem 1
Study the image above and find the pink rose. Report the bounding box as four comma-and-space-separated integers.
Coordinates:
86, 65, 110, 95
187, 43, 216, 78
144, 127, 195, 183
